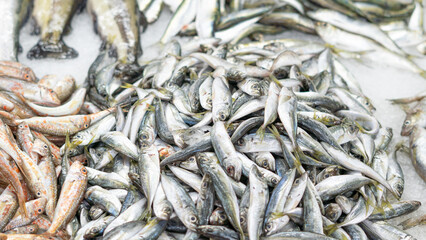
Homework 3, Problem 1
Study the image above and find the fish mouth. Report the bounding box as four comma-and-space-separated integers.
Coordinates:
401, 127, 413, 136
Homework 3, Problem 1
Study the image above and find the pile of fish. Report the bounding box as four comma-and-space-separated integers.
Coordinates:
0, 0, 425, 239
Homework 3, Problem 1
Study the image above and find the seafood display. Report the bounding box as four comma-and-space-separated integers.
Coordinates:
0, 0, 425, 239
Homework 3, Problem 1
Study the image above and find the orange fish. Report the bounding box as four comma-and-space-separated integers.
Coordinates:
31, 131, 61, 166
0, 77, 60, 106
0, 61, 36, 82
3, 197, 47, 232
0, 107, 115, 136
0, 152, 27, 217
0, 187, 19, 231
46, 161, 87, 234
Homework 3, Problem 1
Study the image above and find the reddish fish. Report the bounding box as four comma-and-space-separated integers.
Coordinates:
0, 61, 37, 82
3, 197, 47, 232
0, 107, 115, 136
46, 161, 87, 234
0, 151, 27, 217
0, 77, 60, 106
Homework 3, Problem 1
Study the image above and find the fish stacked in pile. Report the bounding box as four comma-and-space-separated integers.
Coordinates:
0, 61, 117, 239
0, 0, 425, 240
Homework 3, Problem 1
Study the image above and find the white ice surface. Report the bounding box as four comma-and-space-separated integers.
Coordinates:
18, 8, 426, 238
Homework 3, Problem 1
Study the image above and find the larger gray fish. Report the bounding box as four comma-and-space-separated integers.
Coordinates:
28, 0, 82, 59
196, 152, 244, 238
322, 142, 398, 196
308, 9, 404, 55
0, 0, 30, 61
211, 121, 242, 181
247, 166, 269, 240
409, 125, 426, 182
161, 173, 198, 231
160, 0, 198, 44
138, 145, 160, 215
87, 0, 142, 78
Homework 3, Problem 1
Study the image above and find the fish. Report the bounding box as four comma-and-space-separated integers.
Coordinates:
46, 161, 87, 234
28, 0, 82, 59
0, 0, 31, 61
87, 0, 142, 79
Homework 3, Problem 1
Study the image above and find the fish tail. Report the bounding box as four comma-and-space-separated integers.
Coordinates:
120, 82, 134, 89
0, 110, 18, 126
324, 223, 339, 236
141, 206, 152, 221
293, 145, 305, 174
255, 125, 266, 141
18, 197, 29, 218
27, 40, 78, 59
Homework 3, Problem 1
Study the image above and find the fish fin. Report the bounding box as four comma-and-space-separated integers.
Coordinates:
395, 141, 410, 155
420, 71, 426, 79
354, 121, 369, 134
27, 40, 78, 59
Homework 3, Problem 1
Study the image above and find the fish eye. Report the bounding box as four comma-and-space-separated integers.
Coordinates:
236, 139, 244, 146
295, 179, 300, 184
189, 215, 197, 223
44, 145, 48, 149
262, 161, 269, 167
142, 134, 148, 140
96, 153, 101, 157
37, 208, 42, 213
202, 182, 208, 188
219, 214, 226, 220
81, 168, 87, 174
84, 124, 89, 128
266, 223, 273, 230
226, 166, 235, 175
36, 191, 42, 197
325, 174, 330, 178
271, 178, 278, 184
24, 74, 30, 79
405, 120, 410, 125
365, 102, 370, 106
219, 113, 226, 121
207, 98, 212, 104
240, 216, 245, 223
189, 156, 195, 162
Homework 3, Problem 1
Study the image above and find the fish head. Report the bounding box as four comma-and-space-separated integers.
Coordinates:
401, 113, 417, 136
40, 87, 61, 106
157, 205, 172, 220
224, 156, 243, 181
32, 139, 50, 156
226, 67, 247, 82
209, 207, 228, 225
71, 116, 91, 131
390, 180, 404, 199
68, 161, 88, 181
31, 197, 48, 217
22, 67, 36, 82
325, 203, 342, 222
213, 109, 230, 122
264, 216, 290, 236
184, 213, 198, 230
